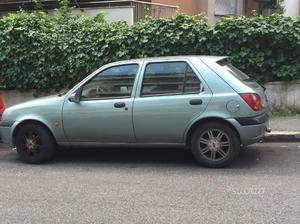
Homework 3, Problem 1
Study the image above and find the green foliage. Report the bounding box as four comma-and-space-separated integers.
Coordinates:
55, 0, 75, 20
211, 14, 300, 82
33, 0, 43, 10
272, 108, 300, 117
93, 12, 106, 23
0, 7, 299, 91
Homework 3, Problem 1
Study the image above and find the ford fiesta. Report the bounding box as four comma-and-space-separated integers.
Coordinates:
0, 56, 271, 167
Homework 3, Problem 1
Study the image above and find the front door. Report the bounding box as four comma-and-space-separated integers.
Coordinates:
63, 64, 140, 143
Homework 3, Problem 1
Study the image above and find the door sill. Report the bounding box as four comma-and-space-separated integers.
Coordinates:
58, 142, 186, 148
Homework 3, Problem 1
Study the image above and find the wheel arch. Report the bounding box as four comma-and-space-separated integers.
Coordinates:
185, 117, 241, 146
12, 119, 57, 147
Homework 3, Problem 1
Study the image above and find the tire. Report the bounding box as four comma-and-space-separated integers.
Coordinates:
191, 122, 240, 168
15, 123, 56, 164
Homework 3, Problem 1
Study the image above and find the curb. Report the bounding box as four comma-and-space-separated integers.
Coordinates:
263, 131, 300, 142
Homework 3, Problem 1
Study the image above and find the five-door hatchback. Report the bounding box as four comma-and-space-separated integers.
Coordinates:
0, 56, 270, 167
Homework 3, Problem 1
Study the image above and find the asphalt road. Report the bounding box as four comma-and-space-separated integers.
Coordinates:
0, 143, 299, 224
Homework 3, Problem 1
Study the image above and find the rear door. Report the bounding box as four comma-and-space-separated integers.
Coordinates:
133, 59, 212, 143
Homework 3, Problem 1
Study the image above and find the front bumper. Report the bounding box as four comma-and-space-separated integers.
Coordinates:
0, 120, 16, 147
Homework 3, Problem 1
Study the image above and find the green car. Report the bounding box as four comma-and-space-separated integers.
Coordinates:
0, 56, 271, 167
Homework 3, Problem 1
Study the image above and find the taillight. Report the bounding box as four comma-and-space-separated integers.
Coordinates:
239, 93, 261, 111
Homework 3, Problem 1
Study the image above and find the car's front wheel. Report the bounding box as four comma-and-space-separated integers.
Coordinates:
15, 123, 55, 164
191, 122, 240, 168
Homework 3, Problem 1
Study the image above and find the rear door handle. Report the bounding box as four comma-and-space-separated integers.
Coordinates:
189, 99, 203, 105
114, 102, 126, 108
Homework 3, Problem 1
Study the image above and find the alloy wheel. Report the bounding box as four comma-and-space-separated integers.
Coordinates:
198, 129, 231, 161
21, 131, 42, 156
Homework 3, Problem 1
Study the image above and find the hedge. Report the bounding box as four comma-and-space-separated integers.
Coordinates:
0, 7, 300, 91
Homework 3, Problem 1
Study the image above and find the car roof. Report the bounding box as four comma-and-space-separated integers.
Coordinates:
105, 55, 228, 66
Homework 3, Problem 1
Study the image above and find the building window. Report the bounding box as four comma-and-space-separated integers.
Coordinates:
215, 0, 237, 15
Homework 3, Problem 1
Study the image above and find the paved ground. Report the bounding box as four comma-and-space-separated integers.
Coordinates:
0, 143, 299, 224
265, 116, 300, 142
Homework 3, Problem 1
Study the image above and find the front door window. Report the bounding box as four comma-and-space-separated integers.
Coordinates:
81, 64, 139, 100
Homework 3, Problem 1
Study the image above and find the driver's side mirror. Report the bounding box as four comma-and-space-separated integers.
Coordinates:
68, 88, 81, 103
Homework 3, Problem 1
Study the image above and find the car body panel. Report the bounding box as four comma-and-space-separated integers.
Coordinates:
133, 93, 212, 143
62, 98, 136, 143
0, 95, 66, 146
201, 56, 271, 116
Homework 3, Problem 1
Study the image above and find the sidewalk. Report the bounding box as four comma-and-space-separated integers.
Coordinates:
264, 115, 300, 142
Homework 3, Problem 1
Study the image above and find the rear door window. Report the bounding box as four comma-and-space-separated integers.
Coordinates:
141, 61, 202, 96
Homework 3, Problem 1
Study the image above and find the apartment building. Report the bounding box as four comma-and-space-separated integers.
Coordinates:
282, 0, 300, 16
0, 0, 298, 24
152, 0, 299, 23
153, 0, 247, 23
0, 0, 178, 24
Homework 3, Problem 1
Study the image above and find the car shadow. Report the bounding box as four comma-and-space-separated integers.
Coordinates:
49, 146, 261, 169
1, 143, 261, 169
54, 147, 196, 165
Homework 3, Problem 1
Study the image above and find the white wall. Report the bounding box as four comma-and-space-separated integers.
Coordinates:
47, 7, 134, 25
2, 82, 300, 109
265, 82, 300, 109
282, 0, 300, 17
83, 7, 134, 25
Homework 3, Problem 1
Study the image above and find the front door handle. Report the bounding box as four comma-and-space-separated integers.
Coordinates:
189, 99, 203, 105
114, 102, 126, 108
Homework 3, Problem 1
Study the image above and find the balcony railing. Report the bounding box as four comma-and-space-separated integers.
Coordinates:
130, 1, 178, 22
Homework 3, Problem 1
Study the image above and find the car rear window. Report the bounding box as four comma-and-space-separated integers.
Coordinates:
217, 60, 250, 81
217, 60, 261, 89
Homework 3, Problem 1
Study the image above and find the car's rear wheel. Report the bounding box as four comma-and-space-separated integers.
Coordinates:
15, 123, 55, 164
191, 122, 240, 168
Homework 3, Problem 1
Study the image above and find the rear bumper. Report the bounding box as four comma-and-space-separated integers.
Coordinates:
235, 113, 268, 126
227, 113, 270, 146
